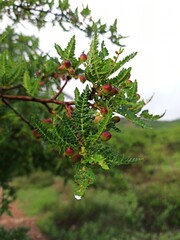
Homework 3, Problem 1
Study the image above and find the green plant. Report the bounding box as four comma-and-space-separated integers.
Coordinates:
31, 34, 163, 197
0, 0, 164, 214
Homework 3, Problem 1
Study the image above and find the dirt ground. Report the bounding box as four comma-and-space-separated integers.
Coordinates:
0, 201, 49, 240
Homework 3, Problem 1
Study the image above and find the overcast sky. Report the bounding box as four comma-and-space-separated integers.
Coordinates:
3, 0, 180, 121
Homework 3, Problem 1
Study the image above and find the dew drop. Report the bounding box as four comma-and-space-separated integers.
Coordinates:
74, 194, 82, 200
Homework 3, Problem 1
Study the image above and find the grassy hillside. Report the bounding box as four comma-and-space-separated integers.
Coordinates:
13, 119, 180, 240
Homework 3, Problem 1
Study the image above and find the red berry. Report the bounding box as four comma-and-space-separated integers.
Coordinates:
32, 129, 41, 139
69, 67, 75, 75
65, 147, 74, 156
80, 53, 87, 61
64, 60, 72, 69
102, 84, 112, 94
111, 116, 121, 123
100, 131, 112, 141
58, 65, 66, 71
61, 73, 66, 80
100, 108, 108, 116
110, 87, 118, 96
79, 75, 86, 83
72, 153, 81, 162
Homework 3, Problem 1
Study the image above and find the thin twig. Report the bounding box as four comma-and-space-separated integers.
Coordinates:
2, 98, 34, 129
51, 79, 68, 100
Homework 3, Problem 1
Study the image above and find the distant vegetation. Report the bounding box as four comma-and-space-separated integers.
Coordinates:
12, 119, 180, 240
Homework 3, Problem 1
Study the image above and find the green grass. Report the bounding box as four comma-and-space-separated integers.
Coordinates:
17, 186, 59, 217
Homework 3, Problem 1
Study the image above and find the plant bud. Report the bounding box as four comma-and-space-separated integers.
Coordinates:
100, 131, 112, 141
58, 65, 66, 71
32, 129, 41, 139
136, 93, 140, 100
72, 153, 81, 163
100, 108, 108, 116
64, 60, 72, 69
102, 84, 112, 94
110, 87, 118, 96
79, 75, 86, 83
127, 79, 132, 84
80, 53, 87, 61
69, 67, 75, 75
93, 115, 102, 124
65, 147, 75, 156
111, 116, 121, 123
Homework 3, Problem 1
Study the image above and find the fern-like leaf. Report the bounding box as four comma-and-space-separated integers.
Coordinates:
140, 109, 165, 120
110, 52, 137, 75
23, 71, 39, 96
73, 85, 92, 143
64, 35, 76, 59
109, 67, 132, 85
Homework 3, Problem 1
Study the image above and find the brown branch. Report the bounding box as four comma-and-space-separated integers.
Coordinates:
0, 94, 74, 106
2, 98, 34, 130
51, 79, 68, 100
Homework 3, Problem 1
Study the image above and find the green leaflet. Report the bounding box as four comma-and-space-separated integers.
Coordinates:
32, 118, 55, 144
74, 87, 80, 105
73, 85, 92, 143
23, 71, 39, 96
58, 0, 70, 11
0, 51, 23, 86
55, 35, 76, 64
109, 67, 132, 85
140, 109, 165, 120
85, 154, 109, 170
74, 164, 95, 197
110, 52, 137, 75
80, 5, 91, 17
86, 110, 113, 147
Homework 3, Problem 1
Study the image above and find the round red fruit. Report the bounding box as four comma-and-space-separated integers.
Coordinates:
100, 131, 112, 141
58, 65, 66, 71
79, 75, 86, 83
110, 87, 118, 96
69, 68, 75, 75
80, 53, 87, 61
64, 60, 72, 69
102, 84, 112, 94
72, 154, 81, 162
100, 108, 108, 116
65, 147, 74, 156
32, 129, 41, 139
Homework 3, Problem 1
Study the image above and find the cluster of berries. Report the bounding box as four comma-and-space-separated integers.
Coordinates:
65, 147, 82, 162
57, 53, 87, 83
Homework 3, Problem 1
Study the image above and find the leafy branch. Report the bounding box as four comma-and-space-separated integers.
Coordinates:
0, 33, 164, 199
